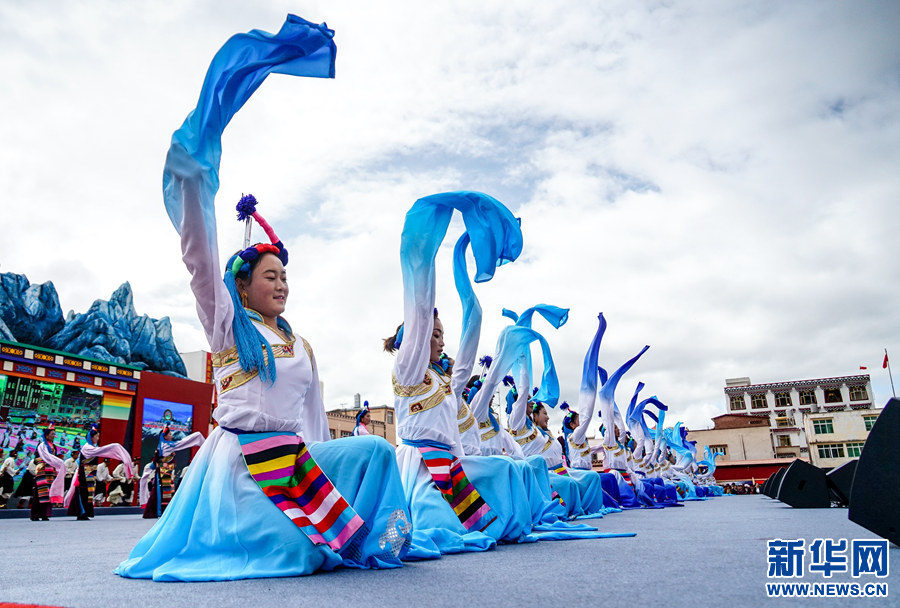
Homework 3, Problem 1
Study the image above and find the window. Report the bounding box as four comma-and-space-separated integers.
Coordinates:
817, 443, 845, 459
775, 416, 793, 428
849, 385, 868, 401
340, 430, 352, 438
386, 411, 394, 424
751, 394, 768, 409
813, 419, 834, 434
863, 415, 878, 431
823, 388, 842, 404
845, 442, 865, 458
729, 395, 746, 411
329, 429, 336, 439
799, 390, 817, 406
709, 445, 727, 456
777, 435, 792, 447
775, 392, 792, 408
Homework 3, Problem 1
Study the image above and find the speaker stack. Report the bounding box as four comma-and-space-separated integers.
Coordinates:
848, 398, 899, 545
759, 399, 898, 546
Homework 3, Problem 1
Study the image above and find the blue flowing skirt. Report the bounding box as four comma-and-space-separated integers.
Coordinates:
115, 430, 413, 581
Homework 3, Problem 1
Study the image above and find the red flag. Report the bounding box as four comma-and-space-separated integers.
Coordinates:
884, 352, 890, 369
859, 366, 867, 370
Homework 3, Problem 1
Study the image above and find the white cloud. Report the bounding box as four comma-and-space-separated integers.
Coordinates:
2, 1, 899, 433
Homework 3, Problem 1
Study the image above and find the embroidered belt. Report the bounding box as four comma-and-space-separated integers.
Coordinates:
458, 414, 476, 433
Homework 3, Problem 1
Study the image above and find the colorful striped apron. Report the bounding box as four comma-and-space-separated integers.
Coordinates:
416, 445, 496, 532
236, 431, 365, 551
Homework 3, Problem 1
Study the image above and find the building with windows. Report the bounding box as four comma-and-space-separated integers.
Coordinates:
327, 405, 396, 445
687, 414, 793, 482
803, 408, 882, 469
723, 374, 874, 460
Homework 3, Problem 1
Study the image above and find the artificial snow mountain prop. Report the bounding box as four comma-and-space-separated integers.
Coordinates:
0, 272, 186, 376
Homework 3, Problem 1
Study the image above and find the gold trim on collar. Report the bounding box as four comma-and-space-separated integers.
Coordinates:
408, 385, 448, 416
219, 368, 259, 394
211, 345, 239, 368
510, 425, 531, 437
393, 373, 433, 398
515, 428, 538, 446
480, 427, 498, 441
212, 341, 298, 369
299, 337, 314, 372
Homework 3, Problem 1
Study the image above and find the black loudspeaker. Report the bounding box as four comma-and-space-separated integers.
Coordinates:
849, 399, 899, 546
826, 459, 857, 507
765, 467, 787, 498
776, 459, 829, 508
760, 471, 777, 498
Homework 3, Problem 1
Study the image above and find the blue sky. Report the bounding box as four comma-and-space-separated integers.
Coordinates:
2, 1, 899, 434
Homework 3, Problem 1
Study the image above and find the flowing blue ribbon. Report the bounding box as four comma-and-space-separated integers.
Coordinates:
162, 15, 336, 250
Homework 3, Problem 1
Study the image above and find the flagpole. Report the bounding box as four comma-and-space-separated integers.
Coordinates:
887, 348, 896, 398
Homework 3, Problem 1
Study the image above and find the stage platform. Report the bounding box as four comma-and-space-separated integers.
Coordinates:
1, 495, 896, 607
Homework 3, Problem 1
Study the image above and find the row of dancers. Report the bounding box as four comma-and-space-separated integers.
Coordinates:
22, 15, 722, 581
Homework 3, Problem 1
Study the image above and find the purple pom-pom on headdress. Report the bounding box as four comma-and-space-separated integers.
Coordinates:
502, 375, 515, 387
236, 194, 258, 221
479, 355, 493, 368
532, 386, 539, 396
559, 401, 570, 411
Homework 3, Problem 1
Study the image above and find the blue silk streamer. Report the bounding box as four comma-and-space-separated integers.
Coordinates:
399, 192, 523, 380
451, 231, 483, 400
597, 366, 609, 386
578, 314, 607, 411
162, 15, 337, 249
699, 447, 721, 476
625, 382, 646, 427
507, 305, 570, 330
471, 325, 560, 426
502, 304, 569, 408
597, 344, 650, 446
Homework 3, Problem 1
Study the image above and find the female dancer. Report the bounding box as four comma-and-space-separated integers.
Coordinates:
387, 191, 536, 555
352, 403, 371, 436
117, 15, 415, 579
116, 186, 415, 580
31, 424, 66, 521
141, 426, 204, 519
64, 425, 133, 520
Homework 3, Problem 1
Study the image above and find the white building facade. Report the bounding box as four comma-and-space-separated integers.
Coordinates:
803, 408, 882, 469
723, 374, 874, 462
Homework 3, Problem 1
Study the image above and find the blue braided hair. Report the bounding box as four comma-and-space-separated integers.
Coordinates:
560, 401, 578, 437
356, 401, 370, 424
225, 255, 277, 384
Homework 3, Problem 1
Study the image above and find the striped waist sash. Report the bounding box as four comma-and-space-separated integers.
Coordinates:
549, 462, 570, 477
35, 462, 50, 503
236, 431, 365, 551
603, 468, 633, 487
412, 443, 496, 532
